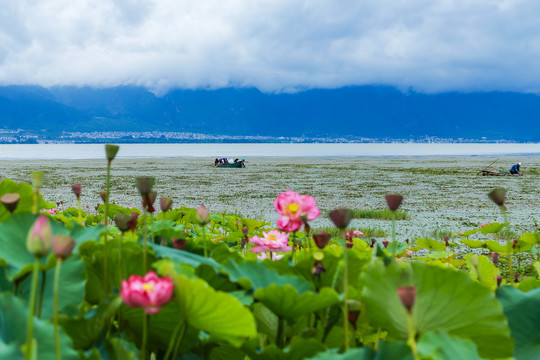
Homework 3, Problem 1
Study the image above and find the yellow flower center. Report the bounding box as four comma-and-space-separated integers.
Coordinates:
142, 283, 155, 293
267, 233, 278, 241
286, 203, 300, 217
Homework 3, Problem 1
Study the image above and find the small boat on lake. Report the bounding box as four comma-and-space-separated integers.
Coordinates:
215, 159, 245, 168
478, 170, 521, 176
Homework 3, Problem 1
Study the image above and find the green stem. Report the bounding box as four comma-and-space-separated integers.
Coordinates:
501, 206, 514, 283
37, 270, 47, 318
53, 260, 62, 360
140, 313, 148, 360
118, 233, 124, 281
391, 212, 397, 257
25, 258, 40, 360
342, 229, 349, 350
164, 321, 186, 360
104, 161, 111, 293
171, 321, 187, 360
77, 198, 82, 224
407, 313, 420, 360
202, 226, 207, 258
143, 207, 148, 272
276, 316, 285, 349
150, 214, 155, 244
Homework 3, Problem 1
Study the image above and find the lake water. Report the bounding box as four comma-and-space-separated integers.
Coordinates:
0, 143, 539, 160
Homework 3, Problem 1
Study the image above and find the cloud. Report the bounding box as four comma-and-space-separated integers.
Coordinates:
1, 0, 539, 94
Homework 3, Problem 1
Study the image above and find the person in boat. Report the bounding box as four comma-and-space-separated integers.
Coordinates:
214, 158, 219, 166
510, 162, 522, 175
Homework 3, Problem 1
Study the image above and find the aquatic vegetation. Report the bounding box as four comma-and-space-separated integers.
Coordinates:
2, 156, 540, 359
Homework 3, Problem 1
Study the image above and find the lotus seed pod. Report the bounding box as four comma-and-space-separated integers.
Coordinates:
99, 191, 107, 203
114, 214, 132, 233
385, 194, 404, 212
1, 193, 20, 213
488, 188, 506, 207
329, 208, 354, 229
72, 184, 82, 199
160, 197, 173, 212
313, 230, 331, 249
397, 286, 417, 313
136, 177, 155, 195
105, 144, 120, 161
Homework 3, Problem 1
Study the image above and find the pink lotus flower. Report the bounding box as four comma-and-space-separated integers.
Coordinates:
45, 208, 58, 215
345, 230, 364, 240
249, 230, 292, 253
480, 223, 490, 228
274, 190, 321, 232
120, 271, 174, 315
257, 252, 285, 261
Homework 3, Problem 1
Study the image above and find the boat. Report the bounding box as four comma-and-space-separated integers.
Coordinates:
216, 160, 245, 168
478, 170, 521, 176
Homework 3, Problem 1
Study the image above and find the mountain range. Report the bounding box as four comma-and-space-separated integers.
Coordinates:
1, 85, 540, 141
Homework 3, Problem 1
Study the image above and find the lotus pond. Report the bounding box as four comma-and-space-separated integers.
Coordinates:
0, 149, 539, 359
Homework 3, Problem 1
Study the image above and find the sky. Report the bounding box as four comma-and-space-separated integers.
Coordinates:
1, 0, 539, 94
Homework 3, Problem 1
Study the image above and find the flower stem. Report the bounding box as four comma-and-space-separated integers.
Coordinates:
407, 313, 420, 360
276, 316, 285, 349
25, 258, 40, 360
171, 321, 187, 360
104, 160, 111, 293
143, 207, 148, 272
501, 206, 514, 283
391, 212, 397, 257
37, 271, 47, 318
341, 229, 349, 350
164, 320, 184, 360
140, 313, 148, 360
118, 233, 124, 281
202, 226, 207, 257
77, 198, 82, 224
53, 259, 62, 360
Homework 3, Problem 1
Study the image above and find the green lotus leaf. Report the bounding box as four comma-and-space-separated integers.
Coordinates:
305, 348, 366, 360
416, 238, 446, 251
19, 255, 86, 318
159, 262, 257, 347
242, 338, 326, 360
520, 232, 540, 245
497, 286, 540, 360
148, 241, 220, 271
306, 341, 411, 360
459, 239, 486, 249
465, 254, 499, 290
253, 285, 339, 319
417, 330, 483, 360
479, 222, 509, 235
222, 259, 314, 293
0, 292, 78, 359
518, 278, 540, 292
361, 259, 513, 358
484, 240, 509, 254
0, 178, 53, 223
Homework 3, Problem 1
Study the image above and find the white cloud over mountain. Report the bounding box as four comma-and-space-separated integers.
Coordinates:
1, 0, 539, 94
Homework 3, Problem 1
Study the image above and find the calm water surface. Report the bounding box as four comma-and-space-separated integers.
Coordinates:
0, 143, 539, 159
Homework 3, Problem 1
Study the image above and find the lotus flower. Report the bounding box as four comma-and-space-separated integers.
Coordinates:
274, 190, 321, 232
120, 271, 174, 315
26, 214, 52, 258
250, 230, 292, 253
345, 230, 363, 240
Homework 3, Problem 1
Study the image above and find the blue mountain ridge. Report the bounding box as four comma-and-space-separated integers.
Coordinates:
0, 85, 539, 141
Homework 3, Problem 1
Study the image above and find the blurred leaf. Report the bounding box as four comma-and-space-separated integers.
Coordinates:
415, 238, 446, 251
465, 254, 499, 291
497, 286, 540, 360
417, 330, 483, 360
479, 222, 509, 235
361, 260, 513, 358
0, 178, 52, 223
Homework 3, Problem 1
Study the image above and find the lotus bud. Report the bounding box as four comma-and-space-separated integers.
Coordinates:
370, 238, 377, 247
514, 272, 520, 283
405, 239, 410, 244
114, 214, 131, 233
72, 184, 82, 200
105, 144, 120, 162
329, 208, 354, 229
172, 238, 187, 250
346, 242, 353, 249
444, 236, 450, 247
491, 252, 500, 264
496, 275, 503, 287
313, 230, 331, 249
385, 194, 404, 212
382, 240, 389, 248
196, 204, 209, 225
128, 212, 139, 232
52, 234, 75, 260
160, 197, 173, 212
397, 286, 416, 313
99, 191, 107, 203
1, 193, 20, 213
241, 227, 249, 248
488, 188, 506, 207
512, 239, 518, 249
31, 171, 44, 189
26, 214, 52, 258
136, 176, 155, 195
